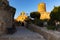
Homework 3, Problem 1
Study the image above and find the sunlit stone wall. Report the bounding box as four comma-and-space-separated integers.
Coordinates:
38, 2, 50, 20
16, 12, 28, 22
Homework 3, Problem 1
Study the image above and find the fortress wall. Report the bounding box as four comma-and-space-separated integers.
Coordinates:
0, 0, 16, 35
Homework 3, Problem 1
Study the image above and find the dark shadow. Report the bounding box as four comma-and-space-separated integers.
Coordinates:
21, 22, 24, 26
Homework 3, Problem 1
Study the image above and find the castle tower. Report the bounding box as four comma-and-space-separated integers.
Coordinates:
38, 2, 50, 20
16, 12, 28, 22
38, 2, 46, 12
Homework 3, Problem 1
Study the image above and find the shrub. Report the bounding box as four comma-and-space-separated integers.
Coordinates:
47, 25, 57, 30
34, 19, 43, 27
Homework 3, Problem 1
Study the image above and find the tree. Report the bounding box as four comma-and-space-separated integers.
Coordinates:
50, 6, 60, 21
30, 12, 40, 19
30, 12, 41, 26
49, 6, 60, 26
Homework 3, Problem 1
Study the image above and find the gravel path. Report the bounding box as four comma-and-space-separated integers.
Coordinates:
0, 27, 45, 40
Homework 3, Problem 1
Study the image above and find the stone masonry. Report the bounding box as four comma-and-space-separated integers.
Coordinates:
0, 0, 16, 35
28, 24, 60, 40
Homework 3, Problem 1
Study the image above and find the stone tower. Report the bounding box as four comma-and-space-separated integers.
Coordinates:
38, 2, 50, 20
38, 2, 46, 12
0, 0, 16, 35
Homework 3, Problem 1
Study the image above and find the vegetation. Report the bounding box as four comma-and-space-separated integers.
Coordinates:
47, 6, 60, 30
25, 6, 60, 31
30, 12, 49, 27
16, 7, 60, 30
35, 19, 44, 27
30, 12, 42, 26
24, 16, 31, 23
47, 19, 55, 26
47, 25, 57, 30
30, 12, 40, 19
50, 6, 60, 22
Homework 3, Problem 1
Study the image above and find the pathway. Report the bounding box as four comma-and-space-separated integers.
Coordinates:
0, 26, 45, 40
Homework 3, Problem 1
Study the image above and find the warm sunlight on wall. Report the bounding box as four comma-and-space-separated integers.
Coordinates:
16, 12, 28, 22
38, 2, 50, 20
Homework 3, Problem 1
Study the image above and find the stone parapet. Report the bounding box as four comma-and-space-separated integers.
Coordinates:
28, 24, 60, 40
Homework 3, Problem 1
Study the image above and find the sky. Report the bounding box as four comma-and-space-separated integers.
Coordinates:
9, 0, 60, 19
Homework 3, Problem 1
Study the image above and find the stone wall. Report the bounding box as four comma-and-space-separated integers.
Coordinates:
28, 24, 60, 40
0, 0, 16, 35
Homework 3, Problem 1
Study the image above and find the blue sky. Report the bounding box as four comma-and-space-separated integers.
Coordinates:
9, 0, 60, 19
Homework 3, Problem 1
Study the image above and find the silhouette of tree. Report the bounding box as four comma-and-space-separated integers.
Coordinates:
30, 12, 42, 26
30, 12, 40, 19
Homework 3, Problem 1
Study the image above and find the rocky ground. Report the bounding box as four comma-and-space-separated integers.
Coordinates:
0, 26, 45, 40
